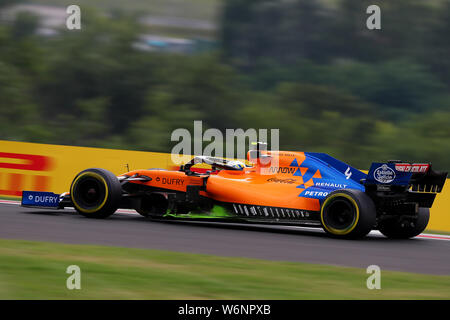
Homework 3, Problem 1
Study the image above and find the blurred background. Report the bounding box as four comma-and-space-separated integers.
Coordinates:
0, 0, 449, 170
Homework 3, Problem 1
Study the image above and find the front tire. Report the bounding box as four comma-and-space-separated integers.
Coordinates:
70, 168, 122, 218
320, 189, 376, 239
378, 208, 429, 239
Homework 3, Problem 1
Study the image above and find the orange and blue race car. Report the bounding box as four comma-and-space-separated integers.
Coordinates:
21, 143, 447, 239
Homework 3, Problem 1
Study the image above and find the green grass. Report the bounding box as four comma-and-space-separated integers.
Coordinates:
0, 239, 449, 299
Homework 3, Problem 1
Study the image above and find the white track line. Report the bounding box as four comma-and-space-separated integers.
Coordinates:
1, 200, 449, 241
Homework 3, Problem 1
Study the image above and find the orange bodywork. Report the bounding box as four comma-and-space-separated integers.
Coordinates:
124, 151, 321, 211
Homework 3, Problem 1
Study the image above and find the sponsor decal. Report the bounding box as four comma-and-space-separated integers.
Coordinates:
268, 167, 296, 174
304, 190, 329, 197
395, 163, 429, 173
0, 152, 53, 197
232, 204, 311, 219
267, 178, 297, 184
31, 195, 59, 203
394, 163, 411, 172
0, 152, 51, 171
161, 178, 184, 185
279, 153, 295, 157
21, 191, 60, 207
411, 164, 430, 173
374, 164, 396, 183
314, 182, 347, 189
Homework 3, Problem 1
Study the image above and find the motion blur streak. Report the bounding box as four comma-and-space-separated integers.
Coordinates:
1, 140, 449, 232
1, 203, 449, 275
2, 198, 450, 241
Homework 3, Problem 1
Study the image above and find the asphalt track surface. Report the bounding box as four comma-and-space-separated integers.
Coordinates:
1, 202, 449, 275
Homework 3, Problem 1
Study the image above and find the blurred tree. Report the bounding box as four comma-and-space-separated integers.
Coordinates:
426, 0, 450, 85
220, 0, 260, 67
275, 82, 373, 119
11, 11, 39, 39
220, 0, 331, 67
322, 60, 446, 114
0, 61, 48, 141
6, 13, 44, 77
282, 0, 331, 62
50, 97, 111, 146
125, 54, 242, 151
0, 4, 448, 170
39, 9, 158, 134
327, 0, 380, 61
0, 0, 23, 8
154, 54, 242, 130
372, 111, 450, 170
379, 0, 435, 61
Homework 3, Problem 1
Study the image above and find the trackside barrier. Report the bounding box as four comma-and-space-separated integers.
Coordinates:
0, 140, 176, 198
0, 140, 449, 232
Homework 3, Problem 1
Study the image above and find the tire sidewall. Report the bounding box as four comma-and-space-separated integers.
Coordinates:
379, 207, 430, 239
321, 189, 376, 239
70, 168, 121, 218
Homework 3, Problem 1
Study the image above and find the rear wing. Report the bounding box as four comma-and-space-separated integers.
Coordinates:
364, 162, 447, 207
409, 167, 448, 193
365, 162, 447, 190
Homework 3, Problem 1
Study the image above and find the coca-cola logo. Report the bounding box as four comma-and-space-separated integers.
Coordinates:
267, 177, 296, 184
374, 164, 396, 184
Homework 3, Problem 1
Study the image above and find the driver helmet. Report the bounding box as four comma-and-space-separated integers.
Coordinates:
228, 160, 245, 170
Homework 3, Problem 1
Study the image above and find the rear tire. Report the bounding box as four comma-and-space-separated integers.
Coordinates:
320, 189, 376, 239
378, 208, 429, 239
70, 168, 121, 218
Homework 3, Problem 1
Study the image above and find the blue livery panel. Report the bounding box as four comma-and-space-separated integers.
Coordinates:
21, 191, 61, 208
365, 163, 412, 186
287, 153, 366, 202
305, 152, 367, 185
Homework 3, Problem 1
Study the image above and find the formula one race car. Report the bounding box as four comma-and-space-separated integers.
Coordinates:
22, 143, 447, 239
